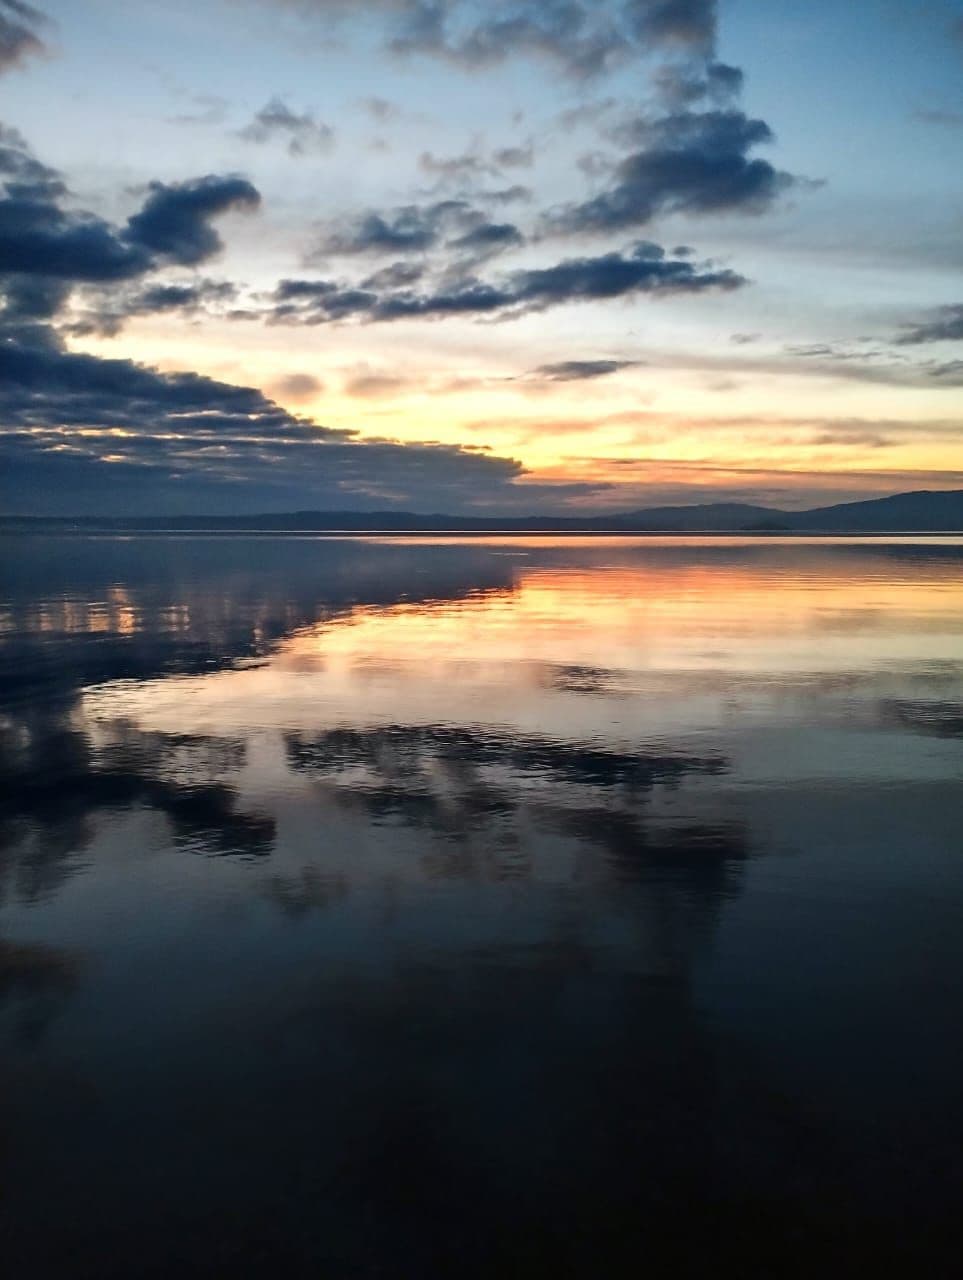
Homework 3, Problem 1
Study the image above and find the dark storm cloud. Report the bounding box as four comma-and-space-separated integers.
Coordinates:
239, 97, 335, 155
270, 240, 744, 325
124, 175, 261, 266
545, 109, 792, 234
0, 0, 47, 74
895, 303, 963, 345
532, 359, 639, 381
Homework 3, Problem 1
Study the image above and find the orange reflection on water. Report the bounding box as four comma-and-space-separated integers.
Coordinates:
82, 539, 963, 753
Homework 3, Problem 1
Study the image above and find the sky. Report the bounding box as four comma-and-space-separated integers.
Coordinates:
1, 0, 962, 515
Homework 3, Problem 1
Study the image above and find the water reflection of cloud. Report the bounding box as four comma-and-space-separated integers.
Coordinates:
261, 868, 350, 917
0, 938, 81, 1044
880, 699, 963, 739
1, 537, 961, 1275
1, 716, 275, 905
284, 723, 744, 890
538, 662, 626, 695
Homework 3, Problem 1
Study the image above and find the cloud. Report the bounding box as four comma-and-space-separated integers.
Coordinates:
0, 0, 48, 74
929, 359, 963, 382
418, 142, 534, 191
895, 303, 963, 345
342, 366, 410, 397
0, 324, 615, 515
545, 109, 793, 234
419, 149, 489, 184
257, 0, 731, 80
492, 143, 534, 169
270, 372, 324, 399
125, 175, 261, 265
312, 199, 498, 257
653, 59, 743, 109
0, 121, 62, 198
270, 239, 744, 325
913, 108, 963, 127
386, 0, 629, 79
1, 129, 264, 346
359, 260, 426, 289
483, 184, 534, 205
531, 359, 640, 381
360, 95, 399, 122
238, 97, 335, 155
0, 330, 526, 513
0, 127, 150, 283
169, 94, 230, 127
577, 150, 615, 178
447, 220, 524, 256
625, 0, 717, 56
314, 202, 452, 256
68, 279, 239, 337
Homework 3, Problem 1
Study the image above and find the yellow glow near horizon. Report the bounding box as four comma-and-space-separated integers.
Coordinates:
74, 314, 963, 503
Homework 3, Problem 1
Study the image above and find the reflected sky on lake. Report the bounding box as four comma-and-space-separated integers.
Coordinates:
1, 536, 962, 1276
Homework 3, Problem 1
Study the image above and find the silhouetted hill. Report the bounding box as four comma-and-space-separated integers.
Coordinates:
783, 489, 963, 532
2, 489, 961, 533
607, 503, 782, 530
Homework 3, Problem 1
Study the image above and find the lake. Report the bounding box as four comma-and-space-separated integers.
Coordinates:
1, 534, 962, 1277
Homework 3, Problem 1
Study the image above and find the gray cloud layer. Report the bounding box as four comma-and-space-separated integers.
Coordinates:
263, 0, 721, 79
532, 359, 640, 381
270, 239, 744, 325
896, 304, 963, 345
0, 325, 614, 514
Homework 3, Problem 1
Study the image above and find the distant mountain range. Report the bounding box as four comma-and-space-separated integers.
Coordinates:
3, 489, 963, 534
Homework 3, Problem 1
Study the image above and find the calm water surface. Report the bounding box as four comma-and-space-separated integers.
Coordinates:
1, 535, 962, 1276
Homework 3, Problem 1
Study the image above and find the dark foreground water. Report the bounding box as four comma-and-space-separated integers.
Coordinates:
1, 534, 962, 1277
